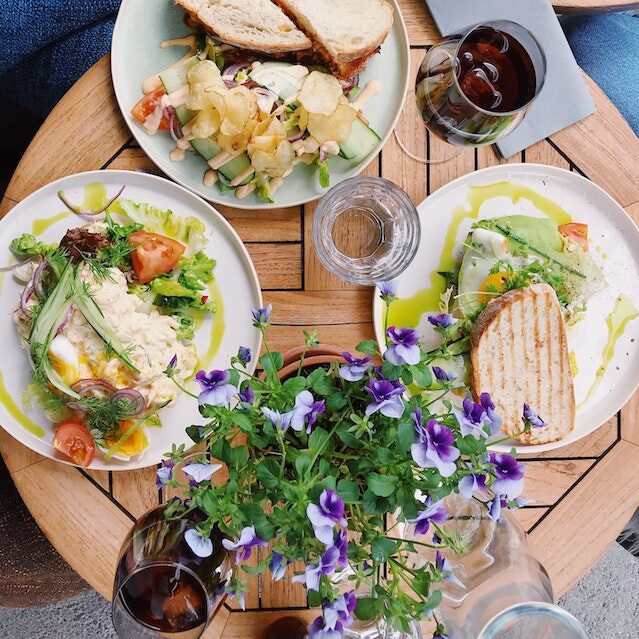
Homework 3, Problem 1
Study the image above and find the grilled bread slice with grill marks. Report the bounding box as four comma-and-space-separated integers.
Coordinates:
470, 283, 575, 445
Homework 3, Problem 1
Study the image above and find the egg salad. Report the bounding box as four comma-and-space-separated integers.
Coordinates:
10, 191, 218, 467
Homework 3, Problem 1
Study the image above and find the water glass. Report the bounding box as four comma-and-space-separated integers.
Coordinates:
312, 177, 420, 285
112, 504, 231, 638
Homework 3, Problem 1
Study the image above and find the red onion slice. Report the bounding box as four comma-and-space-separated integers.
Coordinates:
58, 185, 126, 218
20, 281, 34, 314
168, 111, 183, 143
32, 259, 48, 299
72, 379, 116, 398
111, 389, 146, 416
319, 148, 328, 163
222, 62, 249, 78
55, 305, 74, 336
287, 128, 304, 142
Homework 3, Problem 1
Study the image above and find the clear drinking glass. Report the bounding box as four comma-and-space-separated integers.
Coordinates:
400, 494, 588, 639
395, 20, 546, 163
312, 176, 421, 285
112, 504, 231, 638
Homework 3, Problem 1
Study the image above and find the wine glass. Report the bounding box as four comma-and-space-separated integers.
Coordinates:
395, 20, 546, 163
112, 503, 231, 638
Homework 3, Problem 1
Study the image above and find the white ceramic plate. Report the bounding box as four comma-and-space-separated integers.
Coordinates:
110, 0, 410, 209
0, 170, 262, 470
373, 164, 639, 454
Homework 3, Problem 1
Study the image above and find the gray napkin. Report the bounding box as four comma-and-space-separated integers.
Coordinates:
425, 0, 594, 157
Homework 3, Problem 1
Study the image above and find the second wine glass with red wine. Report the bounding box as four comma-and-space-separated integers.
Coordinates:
395, 20, 546, 163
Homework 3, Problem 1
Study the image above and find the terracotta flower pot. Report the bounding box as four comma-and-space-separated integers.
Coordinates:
277, 344, 345, 380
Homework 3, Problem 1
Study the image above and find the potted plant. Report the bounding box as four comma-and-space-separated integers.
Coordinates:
158, 285, 531, 639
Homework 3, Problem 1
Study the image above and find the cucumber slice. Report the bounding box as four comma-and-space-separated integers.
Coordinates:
218, 154, 253, 183
190, 137, 221, 162
160, 57, 199, 126
339, 117, 381, 163
249, 62, 304, 101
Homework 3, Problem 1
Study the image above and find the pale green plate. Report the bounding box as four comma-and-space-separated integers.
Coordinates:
111, 0, 410, 209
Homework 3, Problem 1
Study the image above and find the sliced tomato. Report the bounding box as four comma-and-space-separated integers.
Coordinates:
129, 231, 186, 284
131, 87, 170, 131
53, 422, 95, 467
558, 223, 588, 251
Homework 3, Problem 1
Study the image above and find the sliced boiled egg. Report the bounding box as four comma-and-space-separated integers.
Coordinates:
48, 335, 85, 386
103, 420, 149, 460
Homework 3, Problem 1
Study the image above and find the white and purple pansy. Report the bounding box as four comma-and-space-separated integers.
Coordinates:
458, 463, 488, 500
453, 393, 502, 439
435, 550, 465, 589
307, 616, 343, 639
489, 452, 524, 499
156, 459, 174, 487
322, 591, 357, 631
251, 304, 272, 326
428, 313, 457, 330
409, 497, 449, 535
222, 526, 268, 563
332, 528, 348, 567
237, 346, 251, 364
195, 369, 236, 407
292, 545, 340, 591
261, 406, 294, 430
339, 352, 371, 382
364, 378, 405, 419
238, 385, 255, 405
410, 415, 460, 478
290, 390, 325, 434
523, 403, 546, 428
385, 326, 421, 366
487, 494, 506, 522
307, 489, 347, 544
184, 528, 213, 558
377, 280, 398, 303
182, 461, 223, 485
269, 550, 290, 581
432, 366, 457, 382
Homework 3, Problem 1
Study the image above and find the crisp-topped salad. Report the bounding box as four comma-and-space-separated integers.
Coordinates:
132, 36, 382, 202
10, 190, 217, 466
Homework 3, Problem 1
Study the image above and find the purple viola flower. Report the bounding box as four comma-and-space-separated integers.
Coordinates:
226, 585, 246, 611
185, 528, 213, 558
251, 304, 272, 326
428, 313, 457, 330
409, 498, 449, 535
237, 346, 252, 364
307, 490, 347, 544
435, 551, 465, 589
377, 280, 398, 303
332, 528, 348, 567
453, 393, 502, 439
222, 526, 268, 564
411, 418, 461, 478
195, 369, 236, 407
307, 616, 342, 639
270, 551, 289, 581
182, 461, 222, 484
238, 385, 255, 405
261, 406, 294, 430
292, 546, 340, 591
489, 452, 525, 499
432, 366, 457, 382
487, 494, 506, 522
290, 390, 325, 433
339, 352, 371, 382
156, 459, 174, 487
365, 378, 405, 419
385, 326, 421, 366
323, 591, 357, 631
458, 465, 488, 500
165, 354, 178, 375
523, 403, 546, 428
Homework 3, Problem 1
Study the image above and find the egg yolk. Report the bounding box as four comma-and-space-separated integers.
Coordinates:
106, 420, 149, 457
478, 271, 513, 304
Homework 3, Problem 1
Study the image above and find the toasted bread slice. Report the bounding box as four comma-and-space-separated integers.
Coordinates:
175, 0, 312, 54
273, 0, 394, 78
470, 283, 575, 445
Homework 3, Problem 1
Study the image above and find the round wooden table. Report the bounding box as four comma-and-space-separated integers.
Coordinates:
3, 3, 639, 637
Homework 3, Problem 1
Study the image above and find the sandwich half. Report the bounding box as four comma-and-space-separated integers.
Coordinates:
470, 283, 576, 445
174, 0, 312, 54
273, 0, 394, 78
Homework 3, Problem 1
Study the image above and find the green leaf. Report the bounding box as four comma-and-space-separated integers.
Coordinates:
355, 596, 381, 621
228, 368, 240, 387
337, 479, 360, 504
314, 475, 337, 494
326, 391, 348, 411
397, 421, 417, 453
308, 427, 331, 453
210, 438, 232, 464
282, 376, 306, 397
318, 158, 330, 188
309, 370, 334, 397
362, 489, 391, 514
259, 351, 283, 374
336, 424, 361, 447
411, 363, 433, 388
356, 340, 378, 355
371, 538, 398, 562
308, 589, 322, 608
241, 562, 267, 575
367, 473, 398, 497
423, 589, 442, 611
186, 425, 204, 444
457, 434, 485, 455
228, 445, 248, 469
380, 361, 402, 381
230, 411, 253, 431
295, 455, 312, 478
256, 459, 280, 488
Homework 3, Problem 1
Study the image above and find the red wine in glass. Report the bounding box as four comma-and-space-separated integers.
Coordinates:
400, 20, 546, 162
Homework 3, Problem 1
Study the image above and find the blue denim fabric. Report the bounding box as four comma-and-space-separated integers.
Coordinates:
561, 12, 639, 135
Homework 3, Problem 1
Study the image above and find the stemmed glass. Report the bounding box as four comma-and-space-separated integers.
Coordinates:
395, 20, 546, 163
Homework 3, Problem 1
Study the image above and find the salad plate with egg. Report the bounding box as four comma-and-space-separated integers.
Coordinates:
111, 0, 409, 208
0, 170, 262, 470
373, 164, 639, 454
